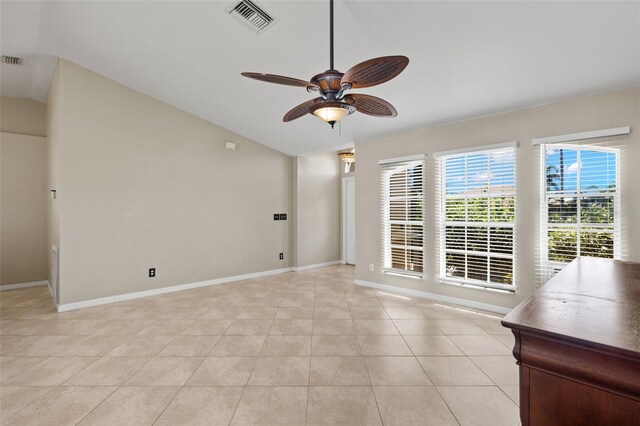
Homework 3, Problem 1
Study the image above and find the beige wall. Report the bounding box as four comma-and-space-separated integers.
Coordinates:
1, 96, 48, 286
49, 59, 293, 305
0, 133, 48, 285
355, 87, 640, 310
1, 97, 47, 137
293, 152, 341, 268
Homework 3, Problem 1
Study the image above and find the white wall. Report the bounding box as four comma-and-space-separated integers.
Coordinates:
355, 87, 640, 311
48, 59, 293, 305
293, 152, 341, 268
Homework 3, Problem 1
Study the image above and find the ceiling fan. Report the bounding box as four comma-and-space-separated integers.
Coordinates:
241, 0, 409, 128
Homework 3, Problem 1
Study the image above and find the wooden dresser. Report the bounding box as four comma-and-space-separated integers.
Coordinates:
502, 257, 640, 425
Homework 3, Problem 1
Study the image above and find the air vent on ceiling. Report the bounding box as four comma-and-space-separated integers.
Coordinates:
2, 56, 24, 65
227, 0, 278, 35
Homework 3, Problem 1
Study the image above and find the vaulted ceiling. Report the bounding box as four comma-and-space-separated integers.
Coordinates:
2, 1, 639, 155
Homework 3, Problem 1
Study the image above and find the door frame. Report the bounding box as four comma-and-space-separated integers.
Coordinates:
341, 176, 355, 265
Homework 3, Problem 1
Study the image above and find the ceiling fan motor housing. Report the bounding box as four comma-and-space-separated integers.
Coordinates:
311, 70, 344, 94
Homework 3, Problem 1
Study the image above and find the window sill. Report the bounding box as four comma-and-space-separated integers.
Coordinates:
438, 277, 516, 294
383, 270, 423, 280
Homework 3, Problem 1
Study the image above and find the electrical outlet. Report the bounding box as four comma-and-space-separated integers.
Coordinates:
274, 214, 280, 221
279, 253, 284, 260
279, 213, 287, 220
149, 268, 156, 277
369, 264, 374, 271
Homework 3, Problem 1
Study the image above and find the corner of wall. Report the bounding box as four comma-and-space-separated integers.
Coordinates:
291, 156, 299, 268
45, 59, 62, 304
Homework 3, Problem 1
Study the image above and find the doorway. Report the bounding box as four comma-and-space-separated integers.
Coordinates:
342, 176, 356, 265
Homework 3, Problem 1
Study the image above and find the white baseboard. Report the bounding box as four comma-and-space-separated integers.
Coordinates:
0, 280, 49, 291
293, 260, 341, 272
354, 279, 512, 315
57, 267, 293, 312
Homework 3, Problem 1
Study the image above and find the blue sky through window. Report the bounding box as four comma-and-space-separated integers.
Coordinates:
444, 148, 616, 195
545, 148, 616, 193
445, 150, 516, 195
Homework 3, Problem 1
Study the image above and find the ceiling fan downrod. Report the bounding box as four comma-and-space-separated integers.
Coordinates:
329, 0, 334, 71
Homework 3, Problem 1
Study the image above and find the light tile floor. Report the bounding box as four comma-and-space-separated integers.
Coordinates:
0, 266, 520, 425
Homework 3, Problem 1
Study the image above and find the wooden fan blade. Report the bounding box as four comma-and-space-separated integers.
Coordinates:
241, 72, 318, 89
344, 94, 398, 117
283, 98, 321, 122
341, 56, 409, 89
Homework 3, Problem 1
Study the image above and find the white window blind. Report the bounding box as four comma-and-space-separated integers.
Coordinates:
536, 132, 628, 285
435, 145, 517, 291
381, 158, 424, 277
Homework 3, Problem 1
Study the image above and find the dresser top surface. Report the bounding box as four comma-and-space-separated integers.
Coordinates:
502, 257, 640, 357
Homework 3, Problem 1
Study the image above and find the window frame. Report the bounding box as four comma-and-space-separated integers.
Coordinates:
436, 145, 517, 292
381, 157, 425, 278
539, 143, 621, 275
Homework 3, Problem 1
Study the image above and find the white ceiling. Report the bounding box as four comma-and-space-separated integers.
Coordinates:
2, 1, 639, 155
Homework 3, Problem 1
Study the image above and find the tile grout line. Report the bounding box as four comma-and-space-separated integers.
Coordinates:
431, 311, 514, 422
305, 271, 321, 425
0, 355, 51, 384
71, 384, 120, 425
305, 276, 316, 426
383, 293, 463, 426
150, 352, 208, 425
467, 352, 500, 387
466, 350, 521, 408
0, 384, 59, 424
303, 279, 313, 426
229, 286, 279, 425
66, 334, 195, 425
61, 352, 151, 388
355, 295, 384, 425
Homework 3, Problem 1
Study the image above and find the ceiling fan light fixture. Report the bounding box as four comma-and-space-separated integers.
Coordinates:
312, 103, 354, 128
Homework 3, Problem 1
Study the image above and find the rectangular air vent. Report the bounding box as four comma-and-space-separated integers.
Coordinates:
2, 56, 23, 65
227, 0, 278, 35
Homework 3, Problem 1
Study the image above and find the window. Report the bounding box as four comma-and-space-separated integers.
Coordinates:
540, 144, 621, 279
381, 156, 425, 276
435, 144, 517, 291
533, 126, 629, 284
